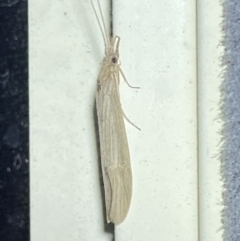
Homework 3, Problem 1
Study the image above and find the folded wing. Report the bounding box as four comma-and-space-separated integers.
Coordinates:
96, 72, 132, 224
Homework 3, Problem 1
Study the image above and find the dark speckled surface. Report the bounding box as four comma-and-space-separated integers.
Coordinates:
0, 0, 29, 240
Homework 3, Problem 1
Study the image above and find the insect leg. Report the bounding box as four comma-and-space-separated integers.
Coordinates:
119, 67, 140, 89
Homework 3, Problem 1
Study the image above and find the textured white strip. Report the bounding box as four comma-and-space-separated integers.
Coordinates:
197, 0, 224, 240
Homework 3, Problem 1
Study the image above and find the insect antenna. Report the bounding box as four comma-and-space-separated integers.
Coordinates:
90, 0, 109, 48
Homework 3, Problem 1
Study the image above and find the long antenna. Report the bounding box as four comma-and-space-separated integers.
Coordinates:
90, 0, 107, 48
97, 0, 110, 46
110, 0, 113, 37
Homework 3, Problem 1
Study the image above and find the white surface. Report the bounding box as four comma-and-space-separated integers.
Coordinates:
30, 0, 197, 240
197, 1, 223, 240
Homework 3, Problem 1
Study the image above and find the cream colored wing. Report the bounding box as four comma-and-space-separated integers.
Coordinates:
96, 73, 132, 225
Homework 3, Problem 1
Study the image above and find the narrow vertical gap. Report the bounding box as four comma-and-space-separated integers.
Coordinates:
109, 0, 115, 240
110, 0, 113, 37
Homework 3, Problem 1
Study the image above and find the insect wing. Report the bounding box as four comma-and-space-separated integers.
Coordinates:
96, 72, 132, 224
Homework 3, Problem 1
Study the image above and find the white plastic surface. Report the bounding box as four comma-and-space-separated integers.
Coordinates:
197, 1, 223, 240
30, 0, 198, 240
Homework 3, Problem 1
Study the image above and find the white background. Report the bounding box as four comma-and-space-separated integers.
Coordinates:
30, 0, 222, 240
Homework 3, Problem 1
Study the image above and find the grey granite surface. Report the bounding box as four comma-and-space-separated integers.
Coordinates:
221, 1, 240, 240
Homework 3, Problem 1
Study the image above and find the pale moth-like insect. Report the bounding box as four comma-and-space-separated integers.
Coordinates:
90, 0, 140, 224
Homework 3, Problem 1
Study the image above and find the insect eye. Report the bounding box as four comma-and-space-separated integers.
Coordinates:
111, 56, 118, 64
